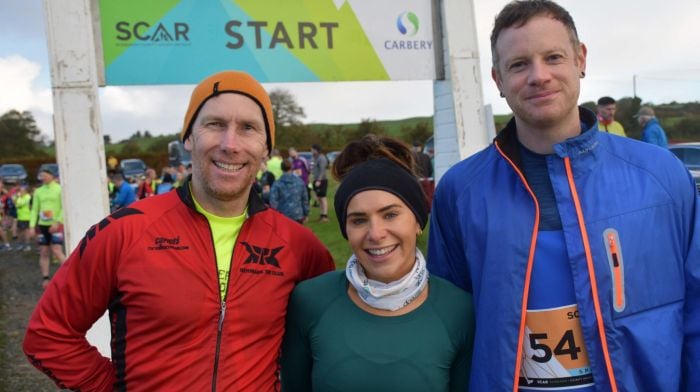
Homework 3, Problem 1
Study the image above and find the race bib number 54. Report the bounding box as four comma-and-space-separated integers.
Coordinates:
519, 304, 594, 389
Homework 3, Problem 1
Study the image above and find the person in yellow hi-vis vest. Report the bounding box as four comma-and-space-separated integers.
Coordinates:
30, 168, 65, 289
13, 184, 34, 252
596, 96, 626, 137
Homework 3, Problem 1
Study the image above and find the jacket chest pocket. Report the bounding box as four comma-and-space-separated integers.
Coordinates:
591, 214, 685, 321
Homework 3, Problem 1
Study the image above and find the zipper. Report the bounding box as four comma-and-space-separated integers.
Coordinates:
188, 186, 257, 391
202, 212, 236, 392
198, 212, 224, 392
212, 300, 227, 392
563, 157, 619, 392
604, 228, 625, 312
208, 212, 247, 391
493, 142, 540, 392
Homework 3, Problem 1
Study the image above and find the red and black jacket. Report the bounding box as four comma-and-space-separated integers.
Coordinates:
24, 178, 335, 391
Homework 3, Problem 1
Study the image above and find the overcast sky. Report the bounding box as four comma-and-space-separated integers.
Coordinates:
1, 0, 699, 142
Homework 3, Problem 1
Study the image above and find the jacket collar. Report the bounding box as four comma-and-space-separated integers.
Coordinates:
643, 117, 660, 128
494, 107, 599, 167
176, 175, 267, 217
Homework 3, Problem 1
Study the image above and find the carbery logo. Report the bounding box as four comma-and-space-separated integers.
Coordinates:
396, 11, 419, 36
385, 11, 432, 51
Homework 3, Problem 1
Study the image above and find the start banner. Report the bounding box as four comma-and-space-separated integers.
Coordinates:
98, 0, 436, 85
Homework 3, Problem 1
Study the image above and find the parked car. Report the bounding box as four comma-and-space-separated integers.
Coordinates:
36, 163, 59, 181
424, 135, 434, 155
168, 140, 191, 168
669, 142, 700, 193
0, 163, 28, 184
327, 151, 340, 165
119, 158, 147, 182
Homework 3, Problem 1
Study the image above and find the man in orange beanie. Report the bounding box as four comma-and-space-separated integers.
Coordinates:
24, 71, 335, 391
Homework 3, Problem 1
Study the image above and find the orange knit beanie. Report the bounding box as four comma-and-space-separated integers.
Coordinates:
180, 70, 275, 152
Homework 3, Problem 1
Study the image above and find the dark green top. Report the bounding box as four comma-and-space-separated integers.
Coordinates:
281, 271, 475, 392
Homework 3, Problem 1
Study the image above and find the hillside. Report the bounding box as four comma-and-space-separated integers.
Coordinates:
80, 102, 700, 155
6, 104, 699, 177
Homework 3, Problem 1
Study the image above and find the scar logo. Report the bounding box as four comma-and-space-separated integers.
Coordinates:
115, 21, 190, 42
241, 242, 283, 268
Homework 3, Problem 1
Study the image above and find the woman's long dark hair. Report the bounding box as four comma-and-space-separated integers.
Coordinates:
331, 134, 416, 182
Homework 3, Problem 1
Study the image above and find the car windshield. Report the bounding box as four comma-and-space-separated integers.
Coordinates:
671, 145, 700, 167
0, 165, 24, 174
123, 161, 145, 171
685, 148, 700, 166
39, 164, 58, 172
327, 151, 340, 162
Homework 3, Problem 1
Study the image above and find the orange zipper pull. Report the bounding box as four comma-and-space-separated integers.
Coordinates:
604, 229, 625, 312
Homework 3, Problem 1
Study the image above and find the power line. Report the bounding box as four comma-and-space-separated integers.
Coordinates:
636, 76, 700, 83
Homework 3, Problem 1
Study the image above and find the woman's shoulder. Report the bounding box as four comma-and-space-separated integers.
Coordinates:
296, 269, 343, 291
427, 275, 475, 341
290, 270, 346, 311
428, 275, 474, 314
287, 271, 349, 330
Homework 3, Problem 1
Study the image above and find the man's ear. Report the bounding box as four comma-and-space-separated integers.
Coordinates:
183, 132, 193, 152
492, 67, 503, 93
576, 42, 588, 74
262, 140, 270, 160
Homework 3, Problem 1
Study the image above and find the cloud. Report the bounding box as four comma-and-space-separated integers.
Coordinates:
267, 80, 434, 124
0, 55, 54, 137
99, 85, 191, 141
5, 0, 700, 141
0, 55, 53, 114
102, 87, 170, 116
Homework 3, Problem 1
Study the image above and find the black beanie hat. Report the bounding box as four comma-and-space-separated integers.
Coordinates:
334, 158, 428, 239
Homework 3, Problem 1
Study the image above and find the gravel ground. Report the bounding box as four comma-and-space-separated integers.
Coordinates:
0, 246, 62, 391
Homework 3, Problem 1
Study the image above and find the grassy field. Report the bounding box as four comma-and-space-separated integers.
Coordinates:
304, 176, 429, 270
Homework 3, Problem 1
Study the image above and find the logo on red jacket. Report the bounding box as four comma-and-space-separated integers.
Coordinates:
148, 235, 190, 251
240, 242, 284, 277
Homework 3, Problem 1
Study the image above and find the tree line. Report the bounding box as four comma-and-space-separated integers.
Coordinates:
579, 97, 700, 142
0, 110, 50, 159
2, 93, 699, 164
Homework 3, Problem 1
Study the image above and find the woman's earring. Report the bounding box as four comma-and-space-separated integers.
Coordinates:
580, 71, 586, 78
499, 91, 505, 98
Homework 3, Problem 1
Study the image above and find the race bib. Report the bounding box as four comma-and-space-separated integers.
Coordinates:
40, 210, 54, 220
519, 304, 594, 390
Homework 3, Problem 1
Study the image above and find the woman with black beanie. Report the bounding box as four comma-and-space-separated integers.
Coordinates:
281, 134, 475, 391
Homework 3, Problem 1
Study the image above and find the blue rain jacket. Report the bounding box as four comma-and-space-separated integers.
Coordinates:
428, 108, 700, 391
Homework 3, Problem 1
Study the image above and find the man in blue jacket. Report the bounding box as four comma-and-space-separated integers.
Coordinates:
637, 106, 669, 148
110, 172, 136, 211
428, 1, 699, 390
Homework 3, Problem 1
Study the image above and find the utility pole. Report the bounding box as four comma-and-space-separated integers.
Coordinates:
633, 74, 637, 98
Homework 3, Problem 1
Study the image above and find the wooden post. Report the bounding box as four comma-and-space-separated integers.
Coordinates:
43, 0, 111, 356
432, 0, 491, 182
